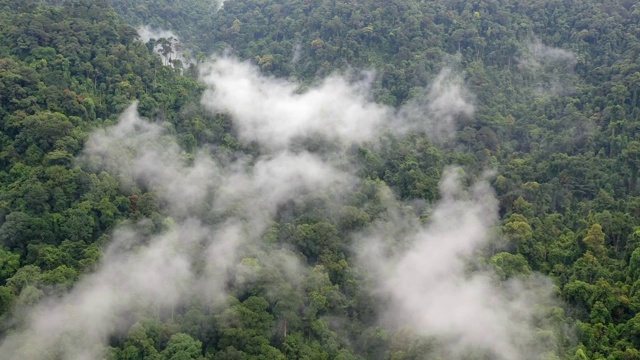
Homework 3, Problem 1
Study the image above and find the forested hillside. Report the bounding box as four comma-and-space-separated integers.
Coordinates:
2, 0, 640, 359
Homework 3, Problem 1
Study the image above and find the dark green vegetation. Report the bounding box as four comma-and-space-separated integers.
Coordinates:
109, 0, 220, 50
2, 0, 640, 359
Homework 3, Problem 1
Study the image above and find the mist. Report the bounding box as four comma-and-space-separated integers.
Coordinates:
396, 68, 475, 141
518, 38, 578, 96
199, 57, 391, 150
200, 57, 474, 149
0, 100, 349, 359
0, 56, 559, 359
137, 26, 179, 45
291, 41, 303, 64
528, 39, 576, 66
137, 26, 190, 67
357, 168, 558, 359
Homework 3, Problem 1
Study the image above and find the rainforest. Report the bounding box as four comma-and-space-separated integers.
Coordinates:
1, 0, 640, 359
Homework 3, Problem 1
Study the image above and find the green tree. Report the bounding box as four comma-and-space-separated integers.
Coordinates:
583, 224, 607, 259
161, 333, 204, 360
490, 252, 532, 280
0, 248, 20, 283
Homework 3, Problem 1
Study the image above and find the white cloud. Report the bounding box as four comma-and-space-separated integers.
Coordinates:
357, 168, 557, 359
0, 57, 557, 360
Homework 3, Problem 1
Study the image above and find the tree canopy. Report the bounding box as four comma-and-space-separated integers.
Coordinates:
2, 0, 640, 359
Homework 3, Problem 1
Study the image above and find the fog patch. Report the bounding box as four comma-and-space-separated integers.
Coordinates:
518, 38, 578, 96
396, 68, 475, 141
356, 168, 559, 359
137, 26, 191, 67
0, 57, 560, 360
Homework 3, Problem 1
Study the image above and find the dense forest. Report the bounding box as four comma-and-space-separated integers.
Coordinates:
2, 0, 640, 359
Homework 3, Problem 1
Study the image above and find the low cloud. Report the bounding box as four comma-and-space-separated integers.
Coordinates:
200, 57, 474, 149
291, 41, 302, 64
518, 38, 578, 96
137, 26, 179, 44
0, 57, 557, 360
0, 223, 193, 360
137, 26, 191, 67
357, 168, 558, 359
0, 102, 345, 359
199, 57, 391, 150
527, 39, 576, 67
396, 68, 475, 141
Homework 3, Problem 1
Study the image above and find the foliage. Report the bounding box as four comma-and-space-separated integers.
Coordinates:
3, 0, 640, 358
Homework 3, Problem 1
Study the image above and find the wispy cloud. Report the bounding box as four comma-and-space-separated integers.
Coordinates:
0, 57, 558, 360
357, 168, 558, 359
518, 38, 578, 96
